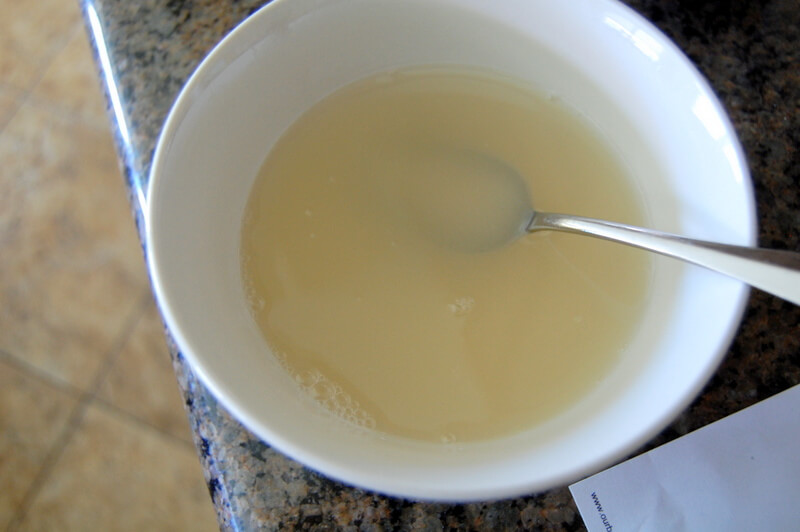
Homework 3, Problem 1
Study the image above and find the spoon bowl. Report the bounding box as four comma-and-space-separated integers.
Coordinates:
423, 154, 800, 305
403, 149, 532, 251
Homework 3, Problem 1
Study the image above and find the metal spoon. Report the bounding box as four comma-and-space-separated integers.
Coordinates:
417, 152, 800, 306
525, 210, 800, 306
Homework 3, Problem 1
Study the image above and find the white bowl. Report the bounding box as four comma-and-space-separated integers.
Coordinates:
146, 0, 754, 501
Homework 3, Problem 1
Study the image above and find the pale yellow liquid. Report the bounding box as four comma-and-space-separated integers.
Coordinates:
241, 68, 651, 443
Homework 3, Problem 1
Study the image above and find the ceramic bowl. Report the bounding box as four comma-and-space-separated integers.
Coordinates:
146, 0, 754, 501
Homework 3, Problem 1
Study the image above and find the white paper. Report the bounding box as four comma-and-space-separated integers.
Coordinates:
570, 384, 800, 531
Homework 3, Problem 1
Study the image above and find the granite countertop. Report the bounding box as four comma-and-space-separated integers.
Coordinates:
81, 0, 799, 529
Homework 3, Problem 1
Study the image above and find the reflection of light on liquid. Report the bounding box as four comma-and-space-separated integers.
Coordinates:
86, 5, 147, 210
604, 16, 663, 61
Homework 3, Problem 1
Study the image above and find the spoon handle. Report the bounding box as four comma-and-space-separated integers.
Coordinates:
528, 212, 800, 306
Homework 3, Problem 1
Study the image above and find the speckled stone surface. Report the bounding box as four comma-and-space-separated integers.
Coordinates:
81, 0, 799, 529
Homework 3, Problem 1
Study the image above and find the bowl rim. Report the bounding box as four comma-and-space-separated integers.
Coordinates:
145, 0, 755, 501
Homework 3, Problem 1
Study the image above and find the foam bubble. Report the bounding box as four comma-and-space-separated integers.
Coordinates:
300, 370, 377, 429
546, 92, 561, 103
242, 273, 263, 314
439, 433, 457, 444
448, 296, 475, 316
273, 359, 376, 430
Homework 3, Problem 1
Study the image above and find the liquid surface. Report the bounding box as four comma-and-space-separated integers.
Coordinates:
241, 68, 652, 443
